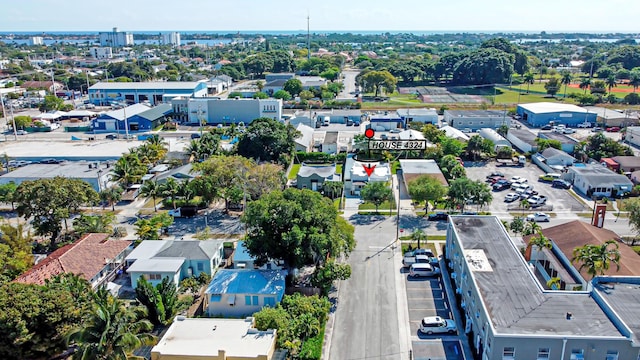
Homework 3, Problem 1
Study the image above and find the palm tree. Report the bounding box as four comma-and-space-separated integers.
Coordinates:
523, 72, 535, 94
579, 78, 591, 94
528, 230, 551, 263
546, 276, 562, 290
572, 240, 621, 279
412, 228, 427, 249
73, 213, 115, 235
520, 198, 530, 215
67, 292, 155, 360
145, 134, 167, 148
629, 71, 640, 93
100, 187, 122, 211
161, 178, 180, 209
560, 71, 572, 98
185, 140, 201, 162
110, 154, 146, 188
606, 75, 617, 94
140, 180, 161, 212
523, 221, 540, 236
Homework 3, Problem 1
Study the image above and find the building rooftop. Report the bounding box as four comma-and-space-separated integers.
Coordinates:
400, 159, 447, 186
525, 220, 640, 279
570, 164, 634, 186
125, 240, 222, 262
297, 164, 336, 179
440, 125, 469, 141
397, 108, 438, 116
450, 216, 624, 337
398, 129, 425, 140
541, 147, 574, 160
0, 161, 110, 179
445, 110, 507, 117
519, 102, 589, 114
539, 131, 579, 144
294, 123, 315, 149
14, 233, 130, 285
508, 129, 538, 145
594, 279, 640, 344
135, 103, 173, 121
233, 241, 254, 263
206, 269, 285, 299
151, 317, 276, 359
90, 81, 203, 90
126, 257, 185, 273
98, 103, 151, 121
323, 132, 338, 145
584, 107, 626, 119
612, 156, 640, 169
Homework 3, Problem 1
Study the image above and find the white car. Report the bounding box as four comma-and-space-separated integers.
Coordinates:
505, 193, 519, 202
562, 128, 576, 134
419, 316, 457, 335
527, 212, 550, 222
510, 176, 526, 183
577, 122, 592, 128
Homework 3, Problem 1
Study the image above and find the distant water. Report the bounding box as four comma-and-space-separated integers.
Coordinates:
2, 38, 233, 46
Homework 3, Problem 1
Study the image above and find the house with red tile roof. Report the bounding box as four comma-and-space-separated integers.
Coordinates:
14, 233, 131, 289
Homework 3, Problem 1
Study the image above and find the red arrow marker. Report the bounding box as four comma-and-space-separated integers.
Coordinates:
364, 164, 376, 177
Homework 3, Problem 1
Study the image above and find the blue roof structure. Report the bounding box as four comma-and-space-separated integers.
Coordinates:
206, 270, 286, 300
233, 241, 254, 263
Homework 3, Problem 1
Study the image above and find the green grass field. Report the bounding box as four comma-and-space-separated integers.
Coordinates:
288, 164, 301, 180
359, 199, 397, 210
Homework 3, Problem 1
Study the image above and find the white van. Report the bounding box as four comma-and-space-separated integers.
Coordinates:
409, 263, 441, 277
323, 116, 331, 126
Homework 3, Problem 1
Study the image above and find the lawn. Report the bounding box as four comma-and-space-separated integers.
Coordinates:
336, 164, 342, 176
359, 199, 397, 210
288, 163, 301, 180
400, 242, 438, 255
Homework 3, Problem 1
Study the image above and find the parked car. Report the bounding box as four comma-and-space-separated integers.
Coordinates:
541, 125, 553, 130
562, 128, 576, 134
539, 173, 562, 182
606, 127, 621, 132
15, 130, 27, 135
521, 189, 538, 199
505, 193, 519, 202
552, 179, 572, 189
409, 263, 441, 278
428, 212, 449, 221
510, 176, 526, 183
486, 172, 505, 179
592, 127, 603, 132
493, 181, 511, 191
528, 195, 548, 206
105, 134, 118, 140
419, 316, 457, 335
577, 122, 592, 128
526, 212, 550, 222
191, 133, 202, 139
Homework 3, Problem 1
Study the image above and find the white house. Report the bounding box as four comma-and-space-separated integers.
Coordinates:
540, 147, 575, 167
567, 164, 634, 198
294, 123, 315, 152
444, 110, 509, 131
205, 270, 286, 317
344, 155, 391, 196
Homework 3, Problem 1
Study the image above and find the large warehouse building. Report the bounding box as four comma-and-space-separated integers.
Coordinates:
89, 81, 208, 106
516, 102, 597, 128
444, 110, 509, 131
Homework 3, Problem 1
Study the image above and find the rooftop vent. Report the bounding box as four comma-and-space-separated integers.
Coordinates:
176, 316, 186, 321
566, 312, 573, 320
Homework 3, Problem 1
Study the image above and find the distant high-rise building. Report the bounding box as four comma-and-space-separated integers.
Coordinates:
98, 27, 134, 47
29, 36, 43, 46
89, 47, 113, 59
161, 32, 181, 47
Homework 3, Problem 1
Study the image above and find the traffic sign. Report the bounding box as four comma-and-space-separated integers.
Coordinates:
368, 140, 427, 150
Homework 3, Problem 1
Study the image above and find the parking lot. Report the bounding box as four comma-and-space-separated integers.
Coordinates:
403, 262, 465, 360
463, 161, 589, 214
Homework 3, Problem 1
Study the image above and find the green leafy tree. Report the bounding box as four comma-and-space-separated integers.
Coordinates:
39, 94, 64, 112
446, 178, 490, 212
12, 115, 33, 129
358, 70, 397, 97
606, 74, 617, 93
360, 181, 393, 213
0, 182, 18, 209
528, 230, 552, 263
560, 71, 572, 98
523, 221, 540, 236
0, 223, 33, 284
253, 91, 269, 99
629, 70, 640, 92
509, 217, 525, 235
439, 155, 466, 180
299, 90, 314, 101
73, 213, 115, 236
421, 124, 445, 143
407, 175, 447, 212
544, 77, 560, 97
523, 72, 535, 93
579, 78, 591, 93
194, 155, 254, 211
452, 48, 514, 85
466, 135, 487, 161
323, 181, 343, 200
283, 78, 303, 96
440, 137, 465, 157
572, 240, 621, 279
68, 291, 155, 359
236, 117, 300, 165
161, 178, 180, 209
623, 198, 640, 238
0, 282, 87, 359
273, 90, 292, 101
14, 177, 98, 244
242, 188, 355, 272
311, 261, 351, 295
110, 153, 147, 188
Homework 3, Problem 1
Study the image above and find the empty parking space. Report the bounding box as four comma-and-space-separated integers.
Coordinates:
412, 340, 465, 360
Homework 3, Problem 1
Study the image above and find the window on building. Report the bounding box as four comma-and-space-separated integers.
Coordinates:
146, 274, 161, 280
502, 347, 515, 359
606, 350, 618, 360
537, 348, 550, 359
197, 262, 204, 271
264, 297, 276, 307
252, 296, 259, 305
245, 295, 251, 306
570, 349, 584, 360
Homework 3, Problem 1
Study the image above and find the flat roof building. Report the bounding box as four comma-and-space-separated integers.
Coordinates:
151, 316, 277, 360
444, 110, 509, 131
89, 81, 207, 106
185, 98, 282, 125
99, 27, 134, 47
517, 102, 597, 128
0, 161, 114, 192
446, 216, 640, 360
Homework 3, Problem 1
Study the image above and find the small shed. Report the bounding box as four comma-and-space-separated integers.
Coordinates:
478, 128, 511, 151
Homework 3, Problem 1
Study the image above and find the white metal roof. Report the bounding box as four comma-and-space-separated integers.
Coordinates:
519, 102, 588, 114
90, 81, 202, 90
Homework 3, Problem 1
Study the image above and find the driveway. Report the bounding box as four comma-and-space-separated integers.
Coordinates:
168, 210, 244, 237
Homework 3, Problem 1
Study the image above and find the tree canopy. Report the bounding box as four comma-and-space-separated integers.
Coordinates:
242, 188, 355, 271
360, 181, 393, 212
236, 117, 300, 165
407, 175, 447, 212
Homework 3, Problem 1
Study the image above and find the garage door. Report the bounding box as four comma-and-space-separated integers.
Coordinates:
105, 120, 116, 131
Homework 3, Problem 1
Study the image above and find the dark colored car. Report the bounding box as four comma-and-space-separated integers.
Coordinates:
493, 181, 511, 191
191, 133, 202, 139
428, 212, 449, 221
552, 179, 572, 189
541, 125, 553, 130
486, 172, 505, 179
105, 134, 118, 140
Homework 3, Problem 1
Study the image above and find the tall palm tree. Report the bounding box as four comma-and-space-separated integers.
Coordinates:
523, 72, 535, 94
100, 187, 122, 211
140, 180, 161, 212
145, 134, 167, 148
579, 78, 591, 94
528, 230, 551, 263
67, 293, 155, 360
412, 228, 427, 249
161, 178, 180, 209
110, 154, 146, 188
572, 240, 621, 279
523, 220, 540, 236
185, 140, 201, 162
560, 71, 572, 98
520, 199, 530, 215
629, 71, 640, 93
606, 75, 617, 94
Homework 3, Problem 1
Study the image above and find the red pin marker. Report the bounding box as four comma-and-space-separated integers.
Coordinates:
364, 128, 375, 139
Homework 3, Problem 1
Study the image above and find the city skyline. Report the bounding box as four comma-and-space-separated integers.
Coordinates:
1, 0, 640, 33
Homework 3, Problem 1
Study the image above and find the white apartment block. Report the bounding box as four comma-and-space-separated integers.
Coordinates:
89, 47, 113, 59
161, 32, 181, 47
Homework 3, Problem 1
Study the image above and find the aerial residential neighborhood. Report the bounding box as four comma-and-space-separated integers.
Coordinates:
4, 6, 640, 360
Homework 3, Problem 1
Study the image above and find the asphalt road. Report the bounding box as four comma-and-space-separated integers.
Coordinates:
329, 214, 408, 360
338, 69, 360, 99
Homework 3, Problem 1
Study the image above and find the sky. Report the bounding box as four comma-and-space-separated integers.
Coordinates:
2, 0, 640, 33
